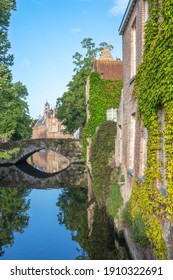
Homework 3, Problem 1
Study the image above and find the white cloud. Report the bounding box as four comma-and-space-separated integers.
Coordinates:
109, 0, 129, 16
71, 28, 81, 33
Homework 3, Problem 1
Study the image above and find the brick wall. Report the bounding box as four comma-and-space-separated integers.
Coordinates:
116, 0, 148, 198
32, 116, 72, 139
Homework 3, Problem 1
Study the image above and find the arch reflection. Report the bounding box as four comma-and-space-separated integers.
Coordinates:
27, 149, 70, 174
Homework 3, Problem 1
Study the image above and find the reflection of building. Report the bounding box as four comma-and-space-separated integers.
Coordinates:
32, 102, 72, 139
28, 150, 70, 173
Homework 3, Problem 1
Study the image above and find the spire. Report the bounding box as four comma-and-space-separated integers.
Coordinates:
99, 48, 114, 61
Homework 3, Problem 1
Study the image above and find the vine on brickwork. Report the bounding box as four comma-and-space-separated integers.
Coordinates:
82, 72, 122, 159
130, 0, 173, 259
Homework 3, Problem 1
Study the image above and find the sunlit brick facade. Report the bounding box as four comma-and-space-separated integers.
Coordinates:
32, 102, 72, 139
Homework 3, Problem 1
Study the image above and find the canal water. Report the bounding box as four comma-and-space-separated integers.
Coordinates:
0, 150, 129, 260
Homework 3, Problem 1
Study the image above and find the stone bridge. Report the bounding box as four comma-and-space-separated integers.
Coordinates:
0, 138, 87, 189
0, 138, 83, 165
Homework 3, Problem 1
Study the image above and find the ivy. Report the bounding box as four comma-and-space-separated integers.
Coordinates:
90, 121, 117, 206
82, 72, 122, 159
130, 0, 173, 259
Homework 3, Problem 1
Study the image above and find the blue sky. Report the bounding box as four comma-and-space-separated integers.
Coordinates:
9, 0, 129, 118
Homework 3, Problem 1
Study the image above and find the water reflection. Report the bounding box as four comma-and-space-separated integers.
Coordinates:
57, 188, 129, 259
0, 187, 30, 257
27, 149, 70, 174
0, 185, 129, 259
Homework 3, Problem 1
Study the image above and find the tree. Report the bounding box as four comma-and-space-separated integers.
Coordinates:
56, 38, 113, 133
0, 0, 31, 140
0, 81, 31, 140
0, 0, 16, 67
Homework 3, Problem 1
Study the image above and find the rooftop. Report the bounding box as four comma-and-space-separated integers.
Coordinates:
119, 0, 137, 35
93, 48, 123, 80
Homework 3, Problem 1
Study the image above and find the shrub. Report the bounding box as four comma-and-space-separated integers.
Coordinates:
106, 181, 123, 218
132, 214, 148, 247
122, 201, 132, 225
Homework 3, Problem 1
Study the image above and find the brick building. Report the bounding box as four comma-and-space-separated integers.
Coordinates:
85, 48, 123, 165
115, 0, 173, 259
32, 102, 72, 139
115, 0, 149, 201
86, 47, 123, 122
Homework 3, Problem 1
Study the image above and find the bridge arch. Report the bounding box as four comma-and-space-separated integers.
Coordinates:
0, 138, 83, 165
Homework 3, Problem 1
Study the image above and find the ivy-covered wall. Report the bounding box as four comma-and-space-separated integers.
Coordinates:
90, 121, 117, 205
82, 71, 122, 206
130, 0, 173, 259
82, 72, 122, 159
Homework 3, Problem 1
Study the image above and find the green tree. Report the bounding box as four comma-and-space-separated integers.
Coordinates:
0, 0, 16, 67
56, 38, 113, 133
0, 0, 31, 140
1, 82, 31, 140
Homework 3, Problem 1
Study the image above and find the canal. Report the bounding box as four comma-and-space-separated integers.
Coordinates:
0, 150, 129, 260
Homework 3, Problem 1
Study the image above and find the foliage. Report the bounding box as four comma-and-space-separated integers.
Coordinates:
0, 147, 20, 159
0, 0, 31, 140
0, 0, 16, 67
131, 214, 148, 247
0, 187, 30, 256
106, 180, 123, 218
122, 201, 132, 226
90, 121, 117, 205
88, 206, 120, 260
56, 68, 90, 133
56, 38, 114, 133
72, 38, 113, 73
57, 188, 119, 259
57, 188, 89, 252
130, 0, 173, 259
82, 72, 122, 159
0, 80, 32, 140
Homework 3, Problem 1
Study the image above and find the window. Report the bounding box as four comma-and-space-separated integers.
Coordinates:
129, 113, 136, 170
119, 125, 122, 164
144, 0, 149, 22
131, 19, 136, 77
106, 108, 118, 122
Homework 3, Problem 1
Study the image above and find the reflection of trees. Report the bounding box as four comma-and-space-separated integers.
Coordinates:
57, 189, 120, 259
57, 188, 89, 251
88, 207, 119, 259
0, 187, 30, 256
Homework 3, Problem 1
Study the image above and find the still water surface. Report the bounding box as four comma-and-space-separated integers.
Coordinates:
0, 189, 85, 260
0, 150, 129, 260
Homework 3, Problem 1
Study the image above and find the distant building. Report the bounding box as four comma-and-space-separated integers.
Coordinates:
32, 102, 72, 139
